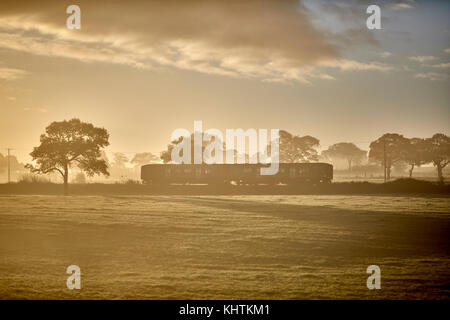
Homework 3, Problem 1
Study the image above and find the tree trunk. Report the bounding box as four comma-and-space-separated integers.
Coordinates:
64, 165, 69, 195
409, 164, 414, 178
348, 159, 352, 172
387, 166, 391, 181
437, 164, 444, 184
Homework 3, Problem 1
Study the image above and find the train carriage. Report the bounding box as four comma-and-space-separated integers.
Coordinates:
141, 163, 333, 185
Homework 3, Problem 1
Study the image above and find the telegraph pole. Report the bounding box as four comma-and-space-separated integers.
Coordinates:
383, 138, 386, 183
7, 148, 11, 184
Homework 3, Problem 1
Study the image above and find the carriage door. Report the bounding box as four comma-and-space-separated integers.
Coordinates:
289, 167, 296, 179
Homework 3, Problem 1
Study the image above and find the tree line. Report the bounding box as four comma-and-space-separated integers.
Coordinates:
12, 118, 450, 194
321, 133, 449, 183
159, 130, 449, 182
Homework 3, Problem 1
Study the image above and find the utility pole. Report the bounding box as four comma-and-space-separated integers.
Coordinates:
383, 138, 386, 183
7, 148, 12, 184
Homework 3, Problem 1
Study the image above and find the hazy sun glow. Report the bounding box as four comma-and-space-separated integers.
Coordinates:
0, 0, 448, 169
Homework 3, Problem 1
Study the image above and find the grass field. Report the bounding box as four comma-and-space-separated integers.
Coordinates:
0, 195, 449, 299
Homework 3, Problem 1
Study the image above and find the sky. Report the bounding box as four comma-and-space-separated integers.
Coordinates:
0, 0, 449, 163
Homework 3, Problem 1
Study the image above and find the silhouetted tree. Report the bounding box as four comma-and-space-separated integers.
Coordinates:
73, 172, 86, 184
131, 152, 159, 167
425, 133, 450, 183
109, 152, 132, 180
402, 138, 429, 178
160, 133, 229, 164
0, 153, 27, 179
369, 133, 409, 181
26, 118, 109, 195
130, 152, 159, 179
161, 130, 318, 164
112, 153, 129, 168
100, 150, 111, 169
279, 130, 319, 163
160, 144, 174, 164
321, 142, 366, 171
161, 135, 193, 163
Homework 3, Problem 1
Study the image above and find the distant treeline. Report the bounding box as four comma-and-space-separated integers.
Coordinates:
158, 131, 450, 183
1, 119, 449, 187
321, 133, 450, 183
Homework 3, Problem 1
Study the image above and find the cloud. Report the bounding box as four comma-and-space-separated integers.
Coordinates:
408, 56, 437, 63
318, 59, 393, 72
0, 24, 148, 69
23, 107, 48, 113
302, 0, 379, 47
414, 72, 447, 81
445, 48, 450, 54
0, 0, 393, 84
391, 3, 414, 10
380, 52, 392, 58
0, 66, 28, 80
388, 0, 416, 10
431, 63, 450, 69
